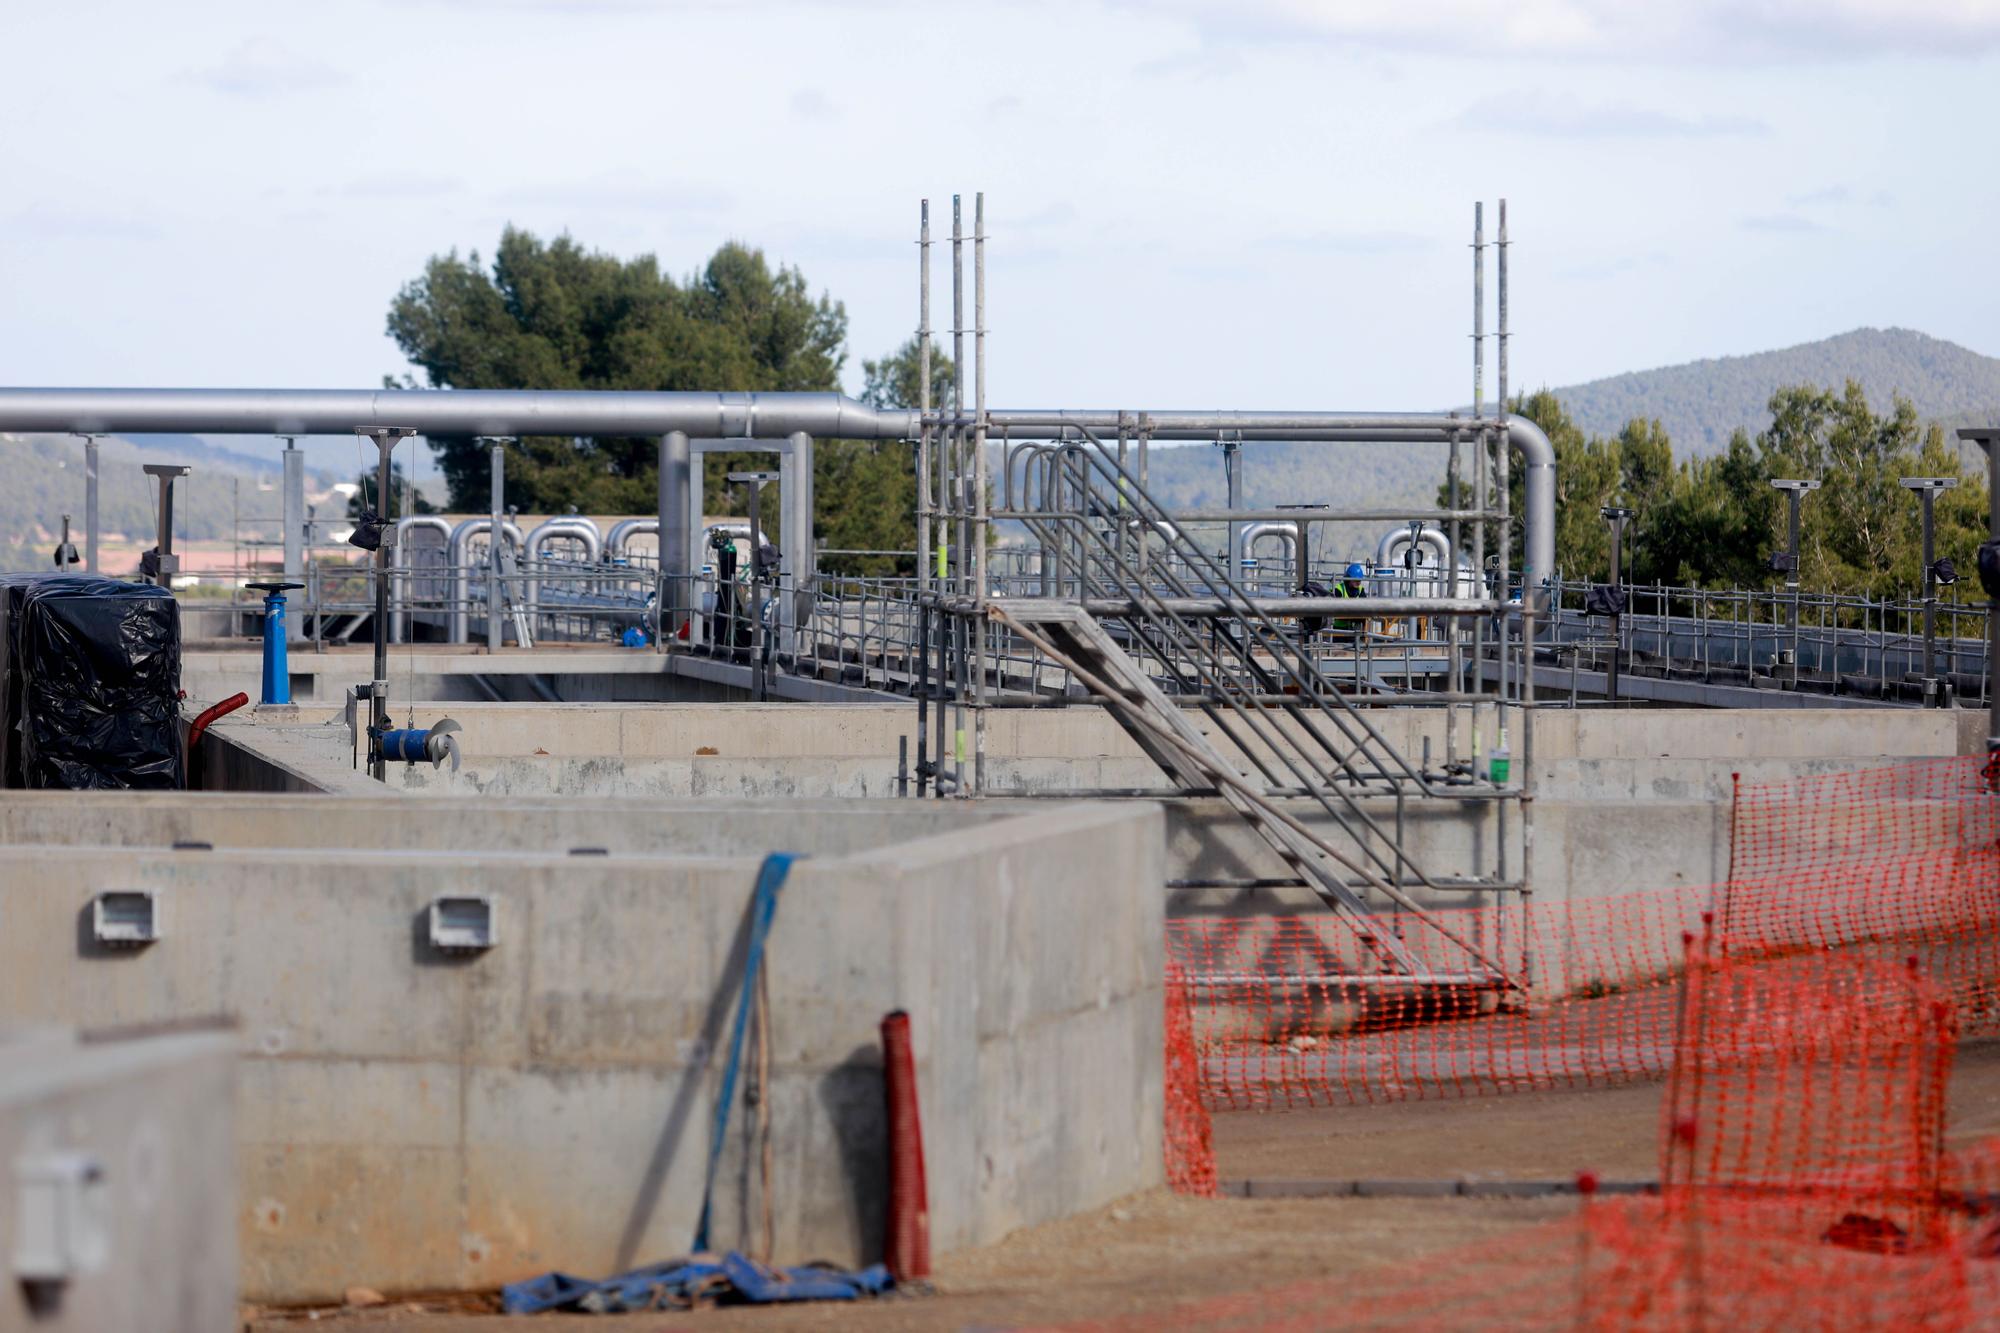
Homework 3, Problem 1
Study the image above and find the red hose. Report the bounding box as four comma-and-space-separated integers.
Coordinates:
881, 1010, 931, 1282
184, 692, 249, 789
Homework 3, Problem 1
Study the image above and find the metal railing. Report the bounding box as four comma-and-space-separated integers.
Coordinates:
1541, 575, 1990, 704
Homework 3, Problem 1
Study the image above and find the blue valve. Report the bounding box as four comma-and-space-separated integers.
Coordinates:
246, 582, 304, 706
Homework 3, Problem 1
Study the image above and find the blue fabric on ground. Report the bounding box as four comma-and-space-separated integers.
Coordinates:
500, 1252, 891, 1314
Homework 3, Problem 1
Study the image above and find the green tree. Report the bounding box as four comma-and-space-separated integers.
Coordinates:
861, 336, 955, 413
387, 228, 849, 517
1756, 380, 1987, 599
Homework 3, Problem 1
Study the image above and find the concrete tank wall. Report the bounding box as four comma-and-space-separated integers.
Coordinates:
0, 801, 1164, 1304
0, 1028, 237, 1331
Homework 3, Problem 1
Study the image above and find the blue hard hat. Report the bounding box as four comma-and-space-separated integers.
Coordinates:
1345, 563, 1368, 579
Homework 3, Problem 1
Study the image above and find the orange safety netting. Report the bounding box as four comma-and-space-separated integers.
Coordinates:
1164, 960, 1219, 1198
1165, 755, 2000, 1116
1140, 756, 2000, 1328
1661, 939, 1959, 1250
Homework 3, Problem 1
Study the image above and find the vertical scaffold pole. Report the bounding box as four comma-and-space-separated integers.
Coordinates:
947, 194, 965, 792
916, 199, 932, 796
972, 191, 989, 795
1496, 198, 1512, 706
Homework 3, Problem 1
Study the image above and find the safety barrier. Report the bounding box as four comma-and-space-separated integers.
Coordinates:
1166, 756, 2000, 1115
1142, 755, 2000, 1329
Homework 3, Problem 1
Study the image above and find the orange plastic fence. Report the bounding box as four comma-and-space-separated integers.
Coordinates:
1142, 756, 2000, 1328
1163, 961, 1218, 1198
1166, 756, 2000, 1115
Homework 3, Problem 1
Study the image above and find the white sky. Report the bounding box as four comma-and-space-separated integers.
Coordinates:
4, 0, 1998, 426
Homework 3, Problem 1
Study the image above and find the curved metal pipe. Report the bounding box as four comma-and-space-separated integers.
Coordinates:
604, 518, 658, 561
1506, 413, 1557, 606
447, 518, 525, 644
522, 518, 604, 621
1374, 523, 1464, 601
0, 388, 920, 441
390, 515, 454, 643
991, 409, 1557, 605
1237, 522, 1298, 582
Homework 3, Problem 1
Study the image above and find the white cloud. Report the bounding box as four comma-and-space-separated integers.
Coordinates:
1148, 0, 2000, 62
1459, 91, 1766, 137
1742, 212, 1827, 233
789, 89, 838, 121
191, 37, 347, 96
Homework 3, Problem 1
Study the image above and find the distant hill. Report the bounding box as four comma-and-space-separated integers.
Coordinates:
1556, 327, 2000, 454
0, 433, 337, 572
1123, 328, 2000, 561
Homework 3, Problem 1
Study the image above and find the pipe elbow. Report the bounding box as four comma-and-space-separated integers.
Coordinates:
1502, 412, 1555, 470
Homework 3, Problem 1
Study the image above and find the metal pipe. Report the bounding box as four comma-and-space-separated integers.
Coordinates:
0, 390, 1558, 608
1372, 523, 1456, 592
488, 443, 505, 651
448, 517, 525, 644
390, 515, 453, 643
605, 518, 658, 560
522, 517, 604, 622
1238, 521, 1298, 577
0, 388, 920, 441
659, 430, 690, 640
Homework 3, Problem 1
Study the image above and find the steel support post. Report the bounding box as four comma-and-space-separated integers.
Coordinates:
1601, 506, 1632, 702
82, 435, 101, 573
731, 470, 778, 702
1769, 479, 1819, 687
659, 429, 691, 648
1958, 429, 2000, 755
361, 428, 415, 780
280, 439, 305, 639
1902, 477, 1958, 705
488, 442, 505, 650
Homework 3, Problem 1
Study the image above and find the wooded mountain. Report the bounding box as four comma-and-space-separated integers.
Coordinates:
1131, 328, 2000, 563
1554, 328, 2000, 454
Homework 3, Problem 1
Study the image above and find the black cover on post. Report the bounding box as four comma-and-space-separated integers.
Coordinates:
0, 574, 182, 789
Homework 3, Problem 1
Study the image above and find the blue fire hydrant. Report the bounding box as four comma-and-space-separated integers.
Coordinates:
246, 582, 304, 706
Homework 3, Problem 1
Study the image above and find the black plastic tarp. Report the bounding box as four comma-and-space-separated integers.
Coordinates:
0, 574, 183, 789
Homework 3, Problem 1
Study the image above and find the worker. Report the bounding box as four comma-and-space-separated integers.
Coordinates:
1332, 563, 1368, 636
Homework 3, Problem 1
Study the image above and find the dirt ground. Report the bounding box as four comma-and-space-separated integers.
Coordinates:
247, 1039, 2000, 1332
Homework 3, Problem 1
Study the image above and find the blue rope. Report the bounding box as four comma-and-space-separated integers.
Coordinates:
693, 851, 798, 1253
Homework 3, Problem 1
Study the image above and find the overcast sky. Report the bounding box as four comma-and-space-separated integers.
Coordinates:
4, 0, 1997, 430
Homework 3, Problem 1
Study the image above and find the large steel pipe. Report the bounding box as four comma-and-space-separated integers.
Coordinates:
0, 388, 920, 441
0, 390, 1558, 604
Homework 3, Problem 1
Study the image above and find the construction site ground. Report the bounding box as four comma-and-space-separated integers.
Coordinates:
246, 1038, 2000, 1331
